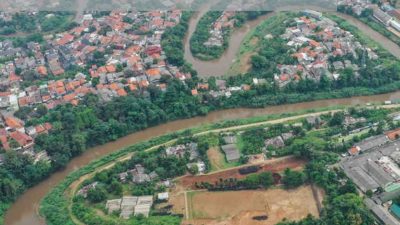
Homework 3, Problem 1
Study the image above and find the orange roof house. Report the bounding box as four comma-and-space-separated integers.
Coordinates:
106, 64, 116, 73
71, 99, 79, 106
197, 83, 209, 90
386, 128, 400, 141
109, 83, 120, 91
18, 96, 30, 107
97, 66, 108, 74
348, 146, 361, 156
139, 80, 149, 88
63, 93, 76, 102
146, 68, 161, 76
0, 135, 10, 150
280, 74, 289, 82
191, 89, 198, 96
35, 125, 46, 134
44, 123, 52, 130
9, 73, 21, 82
57, 33, 74, 45
5, 117, 23, 129
117, 88, 127, 96
10, 131, 34, 148
37, 66, 48, 76
56, 86, 66, 95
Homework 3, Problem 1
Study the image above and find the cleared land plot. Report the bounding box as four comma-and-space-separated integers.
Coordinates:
207, 147, 237, 172
184, 185, 321, 225
180, 156, 306, 189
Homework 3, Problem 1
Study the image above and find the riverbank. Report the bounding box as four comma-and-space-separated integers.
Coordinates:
185, 8, 400, 77
7, 7, 400, 225
183, 8, 273, 77
6, 87, 400, 225
41, 104, 400, 225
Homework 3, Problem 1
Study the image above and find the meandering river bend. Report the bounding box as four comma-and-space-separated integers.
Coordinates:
6, 6, 400, 225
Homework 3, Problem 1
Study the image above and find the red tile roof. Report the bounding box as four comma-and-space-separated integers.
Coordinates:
386, 128, 400, 141
117, 88, 127, 96
10, 131, 33, 147
106, 65, 116, 73
58, 33, 74, 45
5, 117, 23, 129
37, 66, 48, 76
146, 68, 160, 76
0, 135, 10, 151
348, 146, 360, 156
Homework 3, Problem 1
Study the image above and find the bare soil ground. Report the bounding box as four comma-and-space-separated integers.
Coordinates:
182, 185, 321, 225
207, 147, 226, 171
168, 183, 186, 215
180, 157, 306, 189
248, 154, 266, 164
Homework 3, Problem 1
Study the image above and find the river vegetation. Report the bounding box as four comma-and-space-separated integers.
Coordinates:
39, 106, 396, 225
190, 10, 266, 60
4, 10, 400, 225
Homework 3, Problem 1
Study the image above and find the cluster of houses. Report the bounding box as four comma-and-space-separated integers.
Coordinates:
338, 0, 400, 35
0, 10, 189, 110
264, 131, 294, 153
0, 10, 192, 164
203, 11, 236, 47
118, 164, 158, 184
165, 142, 207, 174
0, 9, 256, 165
0, 112, 52, 162
275, 10, 378, 87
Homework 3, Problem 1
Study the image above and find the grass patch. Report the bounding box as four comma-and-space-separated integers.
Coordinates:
207, 147, 238, 172
227, 12, 292, 75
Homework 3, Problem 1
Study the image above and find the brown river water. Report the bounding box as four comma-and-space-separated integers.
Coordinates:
6, 6, 400, 225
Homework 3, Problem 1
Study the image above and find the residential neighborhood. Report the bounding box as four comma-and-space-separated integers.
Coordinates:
275, 10, 378, 87
203, 11, 235, 47
6, 0, 400, 224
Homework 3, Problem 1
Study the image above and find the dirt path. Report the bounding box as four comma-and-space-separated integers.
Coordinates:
185, 191, 189, 219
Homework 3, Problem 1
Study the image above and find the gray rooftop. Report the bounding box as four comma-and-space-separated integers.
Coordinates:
347, 167, 379, 192
221, 144, 240, 162
223, 136, 237, 144
364, 198, 399, 225
355, 135, 389, 152
365, 160, 395, 187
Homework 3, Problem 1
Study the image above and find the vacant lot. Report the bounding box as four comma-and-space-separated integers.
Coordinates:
207, 147, 237, 172
183, 185, 321, 225
180, 156, 306, 189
